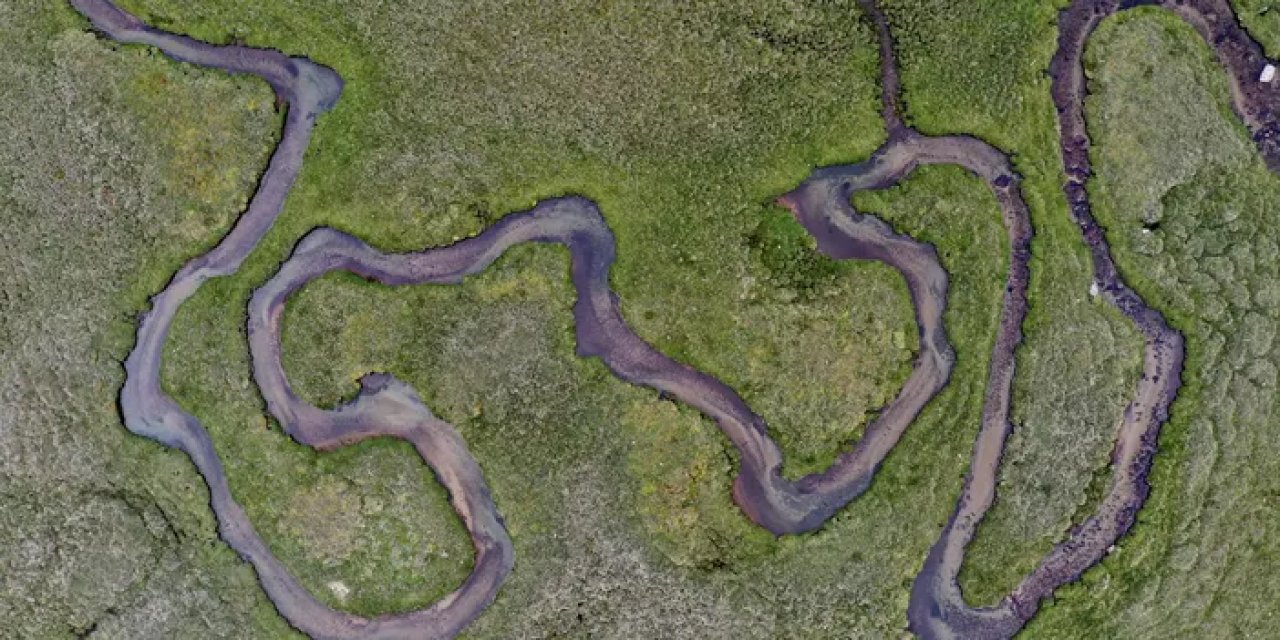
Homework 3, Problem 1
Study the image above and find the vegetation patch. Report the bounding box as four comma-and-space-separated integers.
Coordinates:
1029, 10, 1280, 636
622, 399, 776, 570
10, 0, 1268, 636
875, 0, 1144, 607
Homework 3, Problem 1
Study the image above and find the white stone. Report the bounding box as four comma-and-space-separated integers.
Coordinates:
1261, 64, 1276, 83
1089, 282, 1100, 297
327, 581, 351, 601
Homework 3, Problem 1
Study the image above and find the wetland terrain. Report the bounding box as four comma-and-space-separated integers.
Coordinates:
6, 0, 1280, 637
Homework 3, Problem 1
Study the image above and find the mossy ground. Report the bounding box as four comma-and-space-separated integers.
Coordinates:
1027, 8, 1280, 637
1234, 0, 1280, 55
880, 0, 1143, 608
3, 0, 1274, 637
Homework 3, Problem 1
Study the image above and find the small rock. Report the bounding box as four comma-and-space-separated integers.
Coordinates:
1261, 64, 1276, 83
327, 581, 351, 601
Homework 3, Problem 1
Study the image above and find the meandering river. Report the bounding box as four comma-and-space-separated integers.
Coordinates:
72, 0, 1280, 637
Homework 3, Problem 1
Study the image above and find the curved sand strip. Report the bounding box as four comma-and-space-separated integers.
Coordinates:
909, 0, 1280, 637
248, 0, 1036, 635
69, 2, 516, 639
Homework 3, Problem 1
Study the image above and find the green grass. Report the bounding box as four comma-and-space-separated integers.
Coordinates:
1027, 9, 1280, 637
878, 0, 1144, 607
71, 0, 1031, 631
0, 2, 296, 636
8, 0, 1268, 636
1232, 0, 1280, 56
735, 210, 920, 480
65, 0, 973, 633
